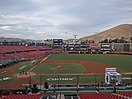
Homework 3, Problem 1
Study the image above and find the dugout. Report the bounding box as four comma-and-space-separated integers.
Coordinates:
105, 68, 122, 85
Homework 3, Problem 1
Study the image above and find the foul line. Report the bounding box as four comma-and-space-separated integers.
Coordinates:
28, 55, 51, 72
122, 72, 132, 74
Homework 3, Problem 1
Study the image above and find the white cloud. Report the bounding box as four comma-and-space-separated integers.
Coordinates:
0, 33, 21, 38
35, 32, 45, 35
0, 0, 132, 40
0, 26, 14, 30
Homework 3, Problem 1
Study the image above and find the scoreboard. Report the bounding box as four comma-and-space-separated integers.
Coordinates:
53, 39, 63, 48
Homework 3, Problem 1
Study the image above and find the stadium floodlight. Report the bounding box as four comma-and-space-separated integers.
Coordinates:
65, 32, 68, 40
73, 34, 78, 39
73, 35, 78, 44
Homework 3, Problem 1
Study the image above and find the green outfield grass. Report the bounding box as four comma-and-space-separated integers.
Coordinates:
33, 63, 86, 74
48, 54, 132, 72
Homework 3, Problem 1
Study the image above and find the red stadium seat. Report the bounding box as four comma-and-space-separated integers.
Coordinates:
78, 93, 127, 99
0, 46, 54, 61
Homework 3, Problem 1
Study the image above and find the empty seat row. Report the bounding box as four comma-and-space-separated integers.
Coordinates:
0, 46, 53, 61
79, 93, 125, 99
0, 94, 56, 99
1, 93, 131, 99
117, 92, 132, 98
0, 51, 45, 61
0, 46, 52, 54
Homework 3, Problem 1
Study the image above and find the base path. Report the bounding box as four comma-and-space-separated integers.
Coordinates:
14, 72, 36, 78
123, 72, 132, 74
42, 60, 112, 73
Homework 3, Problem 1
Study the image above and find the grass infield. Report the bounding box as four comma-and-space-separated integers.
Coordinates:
33, 63, 86, 74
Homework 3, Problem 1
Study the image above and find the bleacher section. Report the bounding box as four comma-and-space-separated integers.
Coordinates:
0, 46, 53, 68
79, 93, 124, 99
117, 92, 132, 98
0, 94, 57, 99
0, 46, 53, 54
78, 92, 132, 99
0, 92, 132, 99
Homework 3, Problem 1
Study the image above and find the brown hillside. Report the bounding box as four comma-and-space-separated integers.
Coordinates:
80, 24, 132, 42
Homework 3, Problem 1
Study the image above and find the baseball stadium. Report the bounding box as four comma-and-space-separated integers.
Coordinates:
0, 0, 132, 99
0, 40, 132, 99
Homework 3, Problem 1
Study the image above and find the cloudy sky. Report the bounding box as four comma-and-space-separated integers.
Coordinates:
0, 0, 132, 40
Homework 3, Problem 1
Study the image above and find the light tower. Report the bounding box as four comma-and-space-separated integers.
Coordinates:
65, 32, 68, 40
73, 34, 77, 39
73, 34, 78, 44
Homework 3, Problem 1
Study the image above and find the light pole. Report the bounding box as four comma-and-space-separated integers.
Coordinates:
65, 32, 68, 40
73, 35, 78, 44
65, 32, 68, 44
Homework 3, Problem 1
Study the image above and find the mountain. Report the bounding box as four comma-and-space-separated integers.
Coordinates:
0, 37, 43, 43
80, 24, 132, 42
0, 37, 24, 41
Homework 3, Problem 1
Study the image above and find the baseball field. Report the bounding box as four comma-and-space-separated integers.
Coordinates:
0, 54, 132, 89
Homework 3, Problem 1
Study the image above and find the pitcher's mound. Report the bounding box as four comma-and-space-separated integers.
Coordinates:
51, 66, 64, 70
14, 72, 36, 78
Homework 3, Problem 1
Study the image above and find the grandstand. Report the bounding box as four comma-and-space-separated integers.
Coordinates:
0, 45, 53, 68
0, 40, 132, 99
